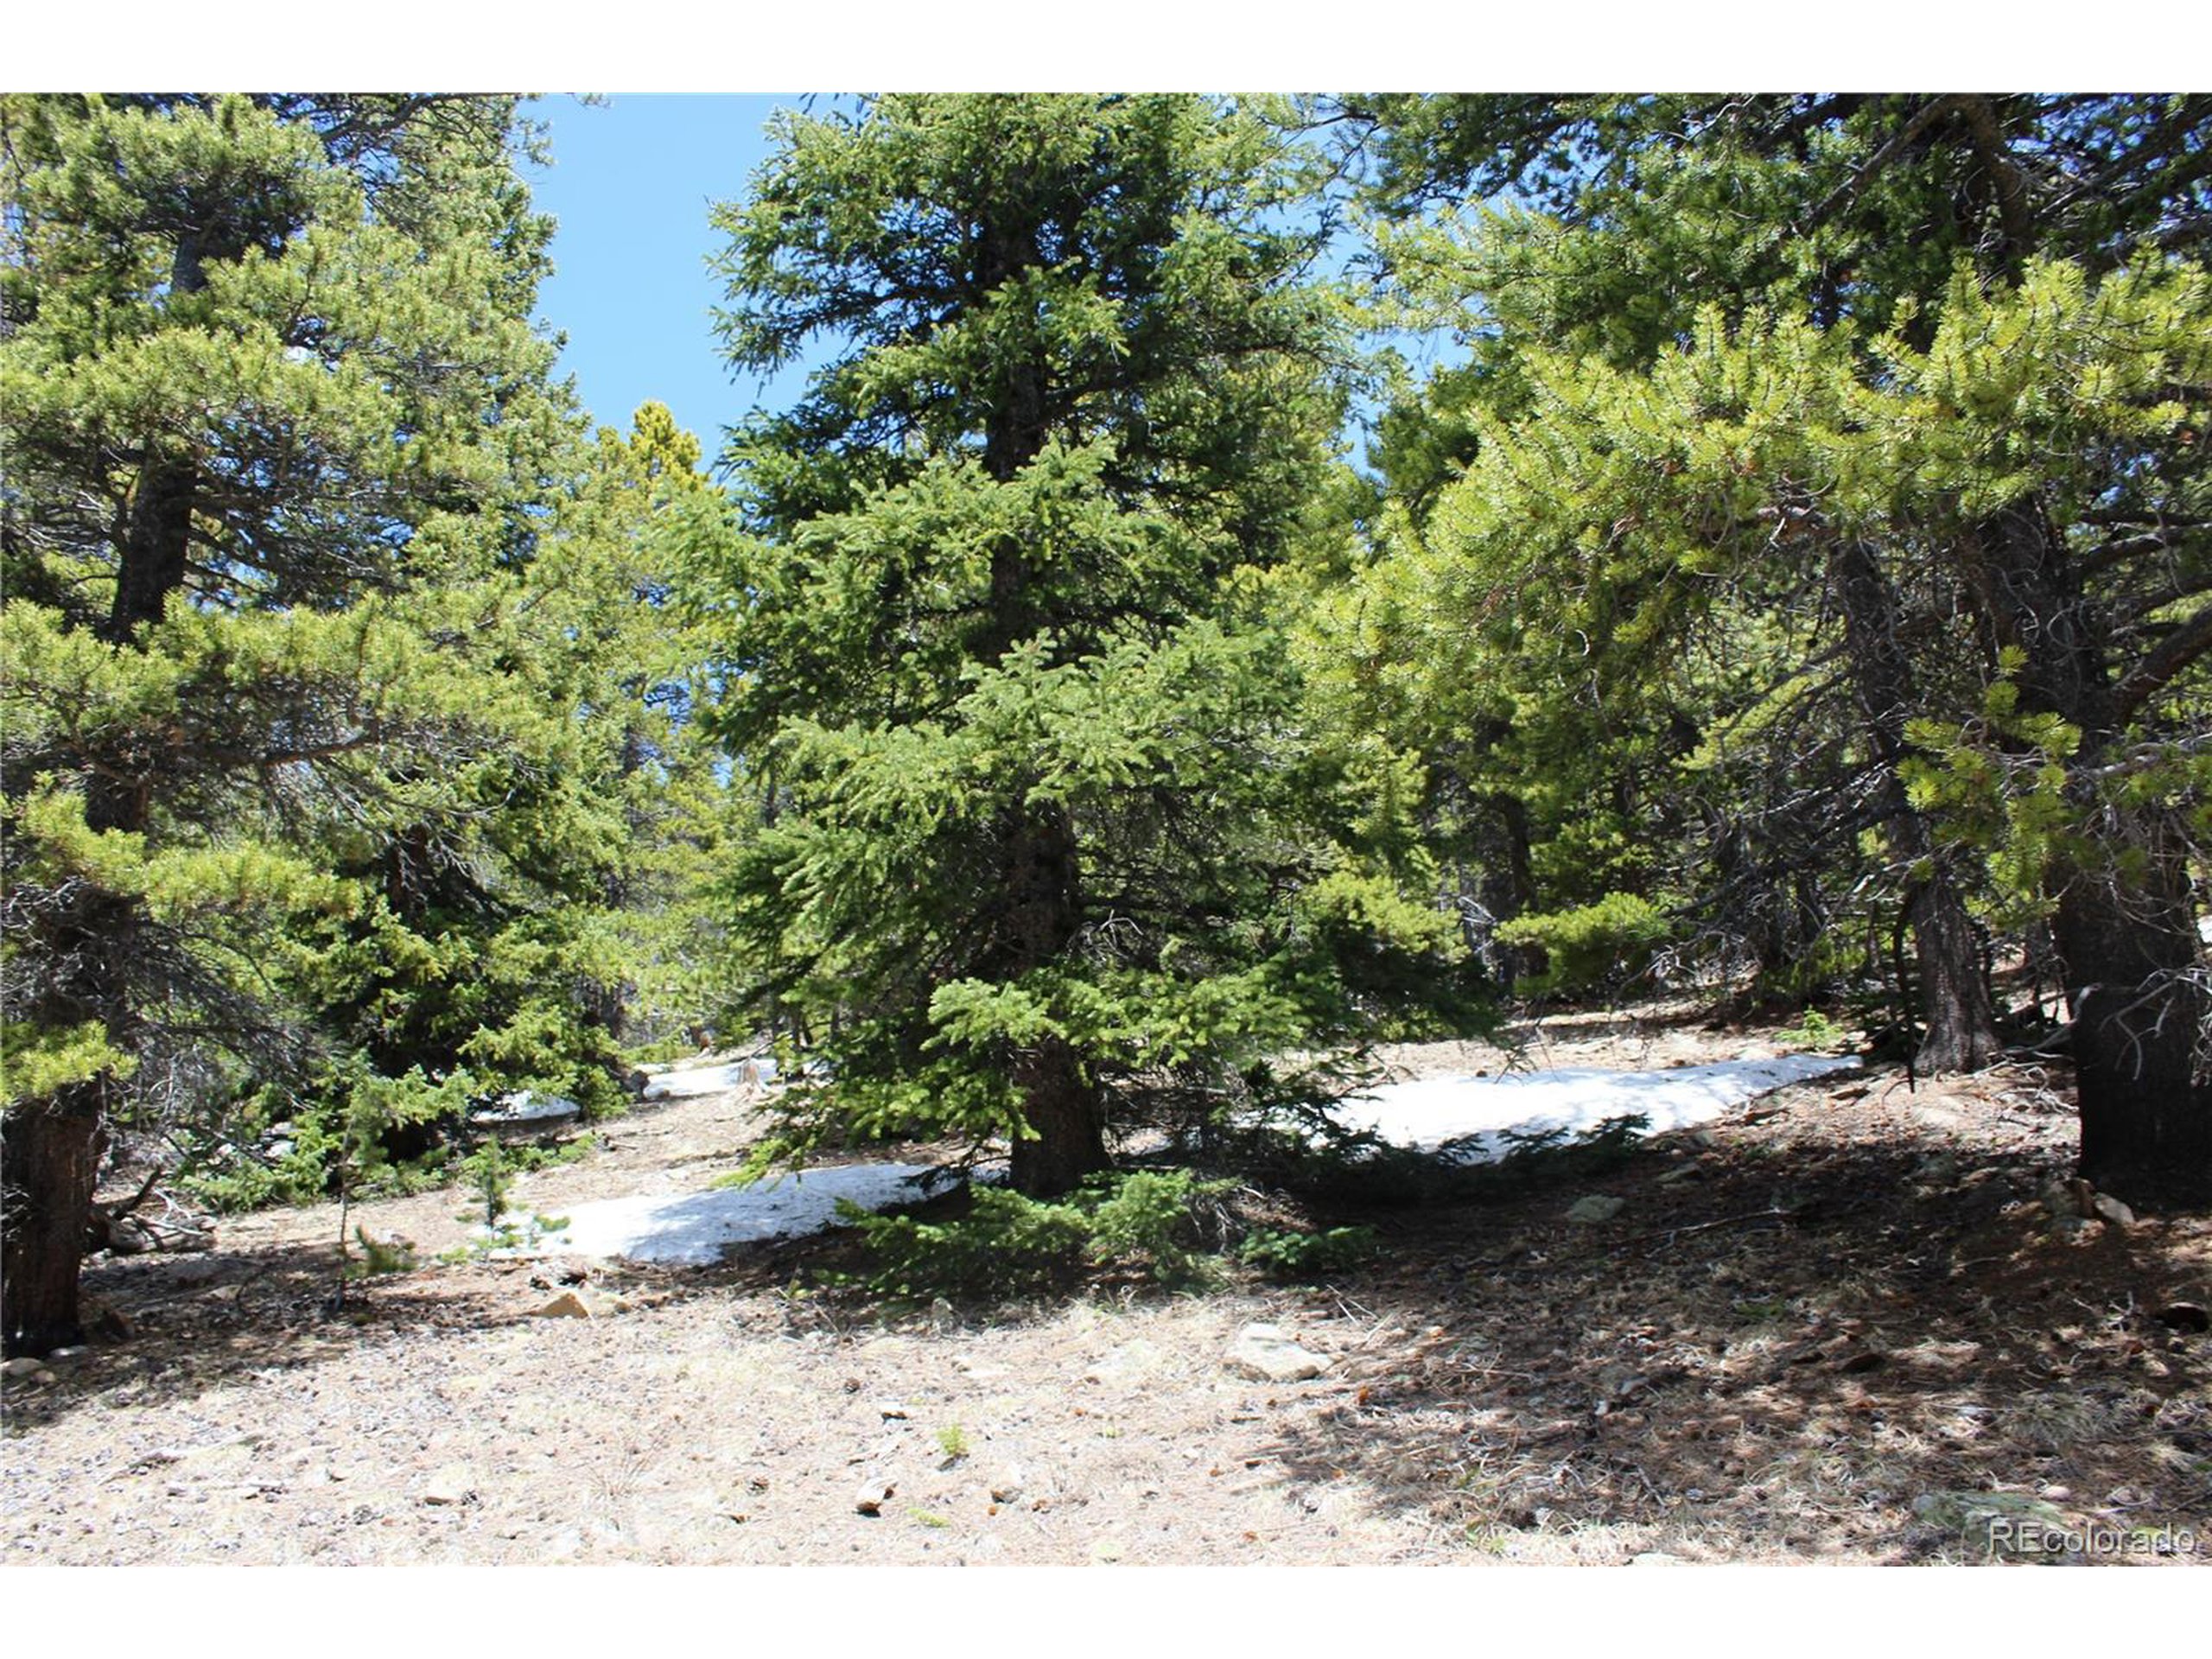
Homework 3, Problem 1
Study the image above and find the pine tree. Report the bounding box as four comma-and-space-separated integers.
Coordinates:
681, 94, 1461, 1196
0, 95, 607, 1352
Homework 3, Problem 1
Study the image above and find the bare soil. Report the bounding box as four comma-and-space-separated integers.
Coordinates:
6, 1007, 2209, 1566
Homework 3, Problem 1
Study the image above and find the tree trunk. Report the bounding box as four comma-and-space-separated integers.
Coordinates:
1007, 1038, 1107, 1198
964, 181, 1111, 1196
1, 1087, 105, 1357
2062, 818, 2212, 1203
1477, 790, 1541, 984
1829, 535, 2004, 1072
1961, 504, 2211, 1198
991, 798, 1110, 1197
1904, 860, 2005, 1073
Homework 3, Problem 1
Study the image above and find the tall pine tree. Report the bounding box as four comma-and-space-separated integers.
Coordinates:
681, 95, 1460, 1195
0, 95, 614, 1352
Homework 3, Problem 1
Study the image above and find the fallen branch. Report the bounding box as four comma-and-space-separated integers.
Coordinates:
1641, 1207, 1801, 1255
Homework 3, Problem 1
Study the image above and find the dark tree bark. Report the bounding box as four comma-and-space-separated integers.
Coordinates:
1007, 1038, 1107, 1198
1962, 504, 2212, 1200
988, 798, 1109, 1197
1477, 791, 1541, 984
961, 177, 1112, 1198
2064, 817, 2212, 1198
1829, 535, 2005, 1073
1, 1088, 108, 1356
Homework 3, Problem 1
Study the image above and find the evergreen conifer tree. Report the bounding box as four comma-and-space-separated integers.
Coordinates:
681, 94, 1461, 1195
0, 95, 664, 1352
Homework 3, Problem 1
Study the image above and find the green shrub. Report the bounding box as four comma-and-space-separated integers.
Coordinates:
457, 1140, 516, 1226
1236, 1224, 1380, 1279
1085, 1168, 1230, 1287
181, 1098, 346, 1212
836, 1185, 1091, 1299
836, 1166, 1233, 1300
1494, 892, 1673, 995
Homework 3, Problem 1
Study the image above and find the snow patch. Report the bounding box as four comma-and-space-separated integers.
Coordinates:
529, 1163, 941, 1267
470, 1090, 580, 1127
1329, 1052, 1859, 1162
549, 1052, 1857, 1265
641, 1058, 776, 1101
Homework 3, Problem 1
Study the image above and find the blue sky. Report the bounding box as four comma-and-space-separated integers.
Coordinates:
524, 95, 811, 461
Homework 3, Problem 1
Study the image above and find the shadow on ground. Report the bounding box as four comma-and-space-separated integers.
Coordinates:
1249, 1074, 2212, 1561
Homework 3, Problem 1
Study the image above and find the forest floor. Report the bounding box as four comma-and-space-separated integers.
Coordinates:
5, 1002, 2211, 1567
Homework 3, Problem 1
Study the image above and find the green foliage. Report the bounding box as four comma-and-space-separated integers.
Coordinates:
837, 1186, 1094, 1300
457, 1140, 516, 1228
683, 94, 1472, 1192
1782, 1008, 1846, 1051
1495, 893, 1673, 995
835, 1167, 1233, 1300
1318, 94, 2212, 1118
1084, 1168, 1232, 1287
1, 96, 722, 1344
351, 1227, 418, 1276
1236, 1224, 1380, 1280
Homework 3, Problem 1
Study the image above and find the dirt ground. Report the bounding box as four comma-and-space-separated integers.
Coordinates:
5, 1005, 2209, 1566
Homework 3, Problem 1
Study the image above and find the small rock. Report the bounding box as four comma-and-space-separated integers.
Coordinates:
1656, 1164, 1704, 1186
3, 1357, 45, 1379
2039, 1179, 2083, 1219
2049, 1216, 2095, 1245
1566, 1195, 1626, 1224
531, 1290, 594, 1319
2090, 1192, 2135, 1228
855, 1481, 894, 1516
1596, 1364, 1649, 1401
875, 1402, 910, 1420
1907, 1101, 1967, 1132
421, 1463, 478, 1505
2152, 1301, 2209, 1333
989, 1468, 1026, 1503
1226, 1323, 1327, 1383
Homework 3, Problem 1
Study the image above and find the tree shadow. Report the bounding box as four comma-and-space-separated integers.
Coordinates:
1243, 1087, 2212, 1562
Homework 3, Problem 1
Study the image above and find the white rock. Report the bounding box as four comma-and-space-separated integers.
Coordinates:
2090, 1192, 2136, 1227
1567, 1194, 1626, 1224
422, 1463, 478, 1505
1227, 1323, 1328, 1383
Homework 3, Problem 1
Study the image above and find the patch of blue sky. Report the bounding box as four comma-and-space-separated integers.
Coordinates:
524, 94, 1470, 486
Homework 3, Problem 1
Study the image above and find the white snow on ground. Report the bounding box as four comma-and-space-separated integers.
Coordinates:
1330, 1052, 1860, 1163
531, 1163, 943, 1267
470, 1090, 580, 1126
547, 1052, 1858, 1264
640, 1058, 776, 1101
